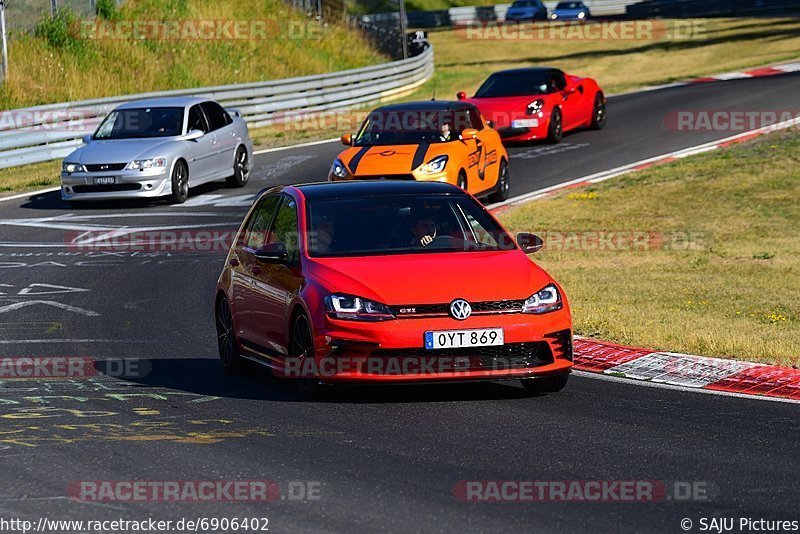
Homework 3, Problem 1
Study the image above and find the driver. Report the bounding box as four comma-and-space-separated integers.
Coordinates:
439, 122, 452, 142
409, 215, 437, 247
312, 216, 336, 254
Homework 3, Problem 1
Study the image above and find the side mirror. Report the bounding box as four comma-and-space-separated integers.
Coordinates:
456, 91, 467, 100
564, 86, 576, 95
253, 242, 288, 263
82, 134, 93, 144
486, 120, 495, 129
461, 128, 479, 139
517, 232, 544, 254
340, 133, 352, 146
182, 129, 205, 141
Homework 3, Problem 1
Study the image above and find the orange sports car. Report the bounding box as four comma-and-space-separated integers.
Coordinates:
329, 101, 511, 202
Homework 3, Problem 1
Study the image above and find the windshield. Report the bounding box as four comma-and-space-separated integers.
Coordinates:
94, 107, 184, 139
475, 72, 553, 98
512, 1, 540, 6
556, 2, 582, 8
307, 193, 515, 257
353, 109, 475, 146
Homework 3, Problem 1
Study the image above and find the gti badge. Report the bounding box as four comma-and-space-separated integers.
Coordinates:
450, 299, 472, 320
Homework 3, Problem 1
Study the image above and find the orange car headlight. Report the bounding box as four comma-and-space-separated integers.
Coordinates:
418, 155, 448, 175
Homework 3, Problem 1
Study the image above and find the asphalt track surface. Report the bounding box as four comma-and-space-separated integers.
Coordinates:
0, 72, 799, 533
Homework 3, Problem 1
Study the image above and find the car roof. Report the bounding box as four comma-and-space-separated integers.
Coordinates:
274, 180, 463, 200
370, 100, 477, 114
489, 67, 562, 76
116, 97, 209, 110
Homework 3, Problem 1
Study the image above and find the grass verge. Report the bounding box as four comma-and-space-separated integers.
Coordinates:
499, 129, 800, 366
416, 17, 800, 99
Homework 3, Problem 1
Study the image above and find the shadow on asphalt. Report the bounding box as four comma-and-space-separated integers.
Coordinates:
16, 182, 234, 211
96, 357, 540, 404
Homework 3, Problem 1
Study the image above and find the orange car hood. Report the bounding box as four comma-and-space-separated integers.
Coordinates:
308, 250, 550, 305
341, 144, 450, 175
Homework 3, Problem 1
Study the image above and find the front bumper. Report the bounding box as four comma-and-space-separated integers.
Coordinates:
61, 167, 170, 201
300, 312, 572, 383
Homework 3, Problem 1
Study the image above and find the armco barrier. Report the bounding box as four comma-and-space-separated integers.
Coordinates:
0, 46, 434, 170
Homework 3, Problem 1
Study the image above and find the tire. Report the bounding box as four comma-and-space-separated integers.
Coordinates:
290, 313, 321, 398
216, 296, 243, 374
456, 171, 468, 192
590, 93, 606, 130
226, 146, 250, 187
487, 159, 510, 203
169, 160, 189, 204
521, 373, 569, 395
546, 108, 563, 144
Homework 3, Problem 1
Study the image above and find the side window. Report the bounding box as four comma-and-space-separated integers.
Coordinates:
551, 72, 567, 92
267, 197, 300, 264
242, 196, 281, 250
187, 105, 209, 134
201, 101, 233, 131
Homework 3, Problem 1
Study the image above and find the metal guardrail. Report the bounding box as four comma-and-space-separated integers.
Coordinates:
0, 45, 434, 170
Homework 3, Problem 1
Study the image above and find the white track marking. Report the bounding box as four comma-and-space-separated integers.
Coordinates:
253, 138, 338, 155
488, 114, 800, 209
574, 370, 800, 405
0, 301, 100, 317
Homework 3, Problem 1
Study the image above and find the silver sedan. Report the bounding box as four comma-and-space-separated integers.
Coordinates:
60, 97, 253, 203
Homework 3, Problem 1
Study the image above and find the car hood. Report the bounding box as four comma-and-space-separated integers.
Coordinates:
68, 138, 178, 164
340, 144, 451, 176
554, 8, 584, 16
308, 250, 552, 305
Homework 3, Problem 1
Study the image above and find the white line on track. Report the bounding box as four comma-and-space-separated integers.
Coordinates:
0, 339, 143, 344
253, 137, 339, 155
574, 370, 800, 405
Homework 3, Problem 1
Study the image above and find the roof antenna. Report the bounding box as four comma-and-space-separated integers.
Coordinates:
431, 80, 437, 101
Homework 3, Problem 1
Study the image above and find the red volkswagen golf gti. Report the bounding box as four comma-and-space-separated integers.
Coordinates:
215, 181, 572, 396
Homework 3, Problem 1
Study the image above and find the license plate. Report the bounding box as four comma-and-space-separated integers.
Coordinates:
424, 328, 504, 350
93, 176, 116, 185
511, 119, 539, 128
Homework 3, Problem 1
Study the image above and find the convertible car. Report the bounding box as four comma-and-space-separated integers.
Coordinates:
457, 67, 606, 143
329, 101, 510, 203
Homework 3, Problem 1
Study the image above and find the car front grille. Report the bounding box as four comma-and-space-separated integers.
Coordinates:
84, 163, 128, 172
392, 299, 526, 318
73, 183, 142, 193
498, 127, 532, 138
369, 341, 554, 373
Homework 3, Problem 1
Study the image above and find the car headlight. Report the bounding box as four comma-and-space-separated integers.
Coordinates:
522, 284, 562, 314
417, 155, 448, 175
550, 13, 558, 19
578, 11, 585, 18
62, 162, 85, 173
324, 294, 395, 321
330, 158, 348, 179
526, 99, 545, 115
126, 157, 167, 170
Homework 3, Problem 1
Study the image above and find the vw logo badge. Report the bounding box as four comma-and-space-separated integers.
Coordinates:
450, 299, 472, 320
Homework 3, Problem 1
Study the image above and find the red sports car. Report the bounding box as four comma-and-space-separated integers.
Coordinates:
215, 180, 572, 397
457, 67, 606, 143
